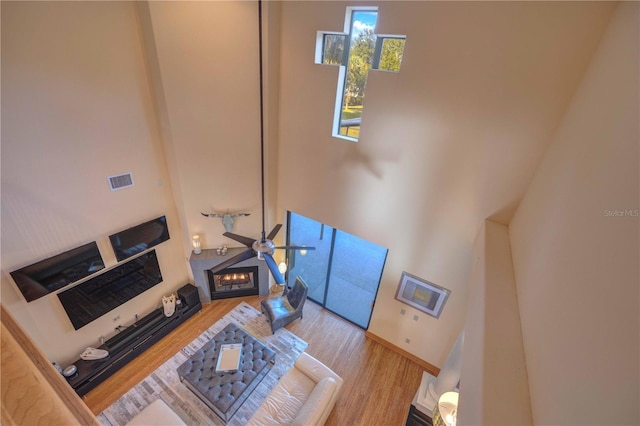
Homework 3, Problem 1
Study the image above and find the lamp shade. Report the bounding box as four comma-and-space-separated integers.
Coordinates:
192, 234, 201, 254
433, 391, 459, 426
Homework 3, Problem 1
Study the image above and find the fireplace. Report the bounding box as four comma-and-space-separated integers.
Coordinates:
207, 266, 259, 300
189, 247, 270, 303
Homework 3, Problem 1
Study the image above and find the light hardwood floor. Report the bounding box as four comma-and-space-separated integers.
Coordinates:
83, 296, 424, 425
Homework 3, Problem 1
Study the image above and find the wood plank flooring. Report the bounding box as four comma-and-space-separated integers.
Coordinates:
83, 296, 424, 425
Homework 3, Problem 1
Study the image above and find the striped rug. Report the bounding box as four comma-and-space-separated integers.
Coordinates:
97, 302, 308, 425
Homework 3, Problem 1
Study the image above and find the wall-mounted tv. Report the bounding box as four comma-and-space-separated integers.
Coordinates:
109, 215, 170, 262
10, 242, 105, 303
57, 250, 163, 330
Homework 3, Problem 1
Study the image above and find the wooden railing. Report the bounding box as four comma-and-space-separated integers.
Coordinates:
1, 304, 99, 426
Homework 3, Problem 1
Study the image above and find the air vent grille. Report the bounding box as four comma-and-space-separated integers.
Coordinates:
108, 173, 134, 191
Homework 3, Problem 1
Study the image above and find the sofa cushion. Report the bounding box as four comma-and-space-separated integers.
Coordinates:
292, 377, 339, 426
126, 399, 185, 426
295, 352, 343, 384
247, 366, 316, 425
248, 352, 343, 426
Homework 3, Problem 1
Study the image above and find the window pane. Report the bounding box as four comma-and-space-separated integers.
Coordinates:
323, 34, 345, 65
339, 10, 378, 140
325, 230, 387, 328
287, 211, 388, 330
287, 212, 332, 304
378, 38, 406, 72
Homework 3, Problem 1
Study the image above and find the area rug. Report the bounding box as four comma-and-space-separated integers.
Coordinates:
97, 302, 308, 426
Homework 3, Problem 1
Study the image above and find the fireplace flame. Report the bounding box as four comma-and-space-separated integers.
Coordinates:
220, 272, 249, 285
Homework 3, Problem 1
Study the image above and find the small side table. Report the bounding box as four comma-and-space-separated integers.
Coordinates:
406, 403, 433, 426
406, 372, 434, 426
269, 284, 285, 296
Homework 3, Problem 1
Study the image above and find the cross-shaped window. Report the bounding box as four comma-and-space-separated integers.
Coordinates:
315, 7, 406, 141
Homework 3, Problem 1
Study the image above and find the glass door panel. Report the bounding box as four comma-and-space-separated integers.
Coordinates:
287, 211, 387, 329
325, 230, 387, 328
287, 213, 333, 304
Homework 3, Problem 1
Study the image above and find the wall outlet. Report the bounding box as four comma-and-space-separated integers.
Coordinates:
413, 314, 419, 321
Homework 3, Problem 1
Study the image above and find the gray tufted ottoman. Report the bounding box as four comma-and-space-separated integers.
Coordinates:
177, 322, 276, 422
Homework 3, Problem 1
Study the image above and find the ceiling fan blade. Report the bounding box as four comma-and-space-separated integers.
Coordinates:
266, 224, 282, 241
273, 246, 316, 251
263, 252, 284, 285
209, 249, 255, 274
223, 232, 256, 248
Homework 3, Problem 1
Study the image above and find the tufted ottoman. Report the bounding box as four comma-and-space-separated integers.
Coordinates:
177, 322, 276, 422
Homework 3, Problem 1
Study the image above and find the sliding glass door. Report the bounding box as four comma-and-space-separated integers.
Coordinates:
286, 213, 332, 303
286, 212, 387, 329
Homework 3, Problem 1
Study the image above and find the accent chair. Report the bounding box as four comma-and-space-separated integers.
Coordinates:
261, 276, 308, 334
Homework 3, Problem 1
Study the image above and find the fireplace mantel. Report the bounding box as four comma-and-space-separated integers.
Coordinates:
189, 248, 270, 303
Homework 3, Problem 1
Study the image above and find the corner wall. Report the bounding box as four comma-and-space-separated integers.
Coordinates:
140, 0, 265, 255
509, 2, 639, 424
0, 1, 188, 366
459, 220, 532, 425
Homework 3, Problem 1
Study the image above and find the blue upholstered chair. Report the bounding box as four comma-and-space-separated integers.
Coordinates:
261, 276, 308, 334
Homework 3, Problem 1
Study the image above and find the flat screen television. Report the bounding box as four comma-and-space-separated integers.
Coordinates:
109, 215, 170, 262
10, 242, 105, 303
57, 250, 163, 330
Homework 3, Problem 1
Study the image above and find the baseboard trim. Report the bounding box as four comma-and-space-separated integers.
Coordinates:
365, 331, 440, 377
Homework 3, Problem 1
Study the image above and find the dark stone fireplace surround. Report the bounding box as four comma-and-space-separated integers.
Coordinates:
189, 247, 270, 303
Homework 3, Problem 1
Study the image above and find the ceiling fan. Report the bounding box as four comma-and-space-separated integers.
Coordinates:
208, 0, 314, 285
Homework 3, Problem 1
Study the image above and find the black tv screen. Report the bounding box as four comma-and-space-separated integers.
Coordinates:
109, 215, 170, 262
10, 242, 105, 303
57, 250, 163, 330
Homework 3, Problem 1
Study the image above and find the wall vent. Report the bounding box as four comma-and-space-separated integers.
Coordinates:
108, 172, 134, 191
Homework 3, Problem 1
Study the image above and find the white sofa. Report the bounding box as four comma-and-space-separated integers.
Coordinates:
248, 352, 343, 426
127, 399, 186, 426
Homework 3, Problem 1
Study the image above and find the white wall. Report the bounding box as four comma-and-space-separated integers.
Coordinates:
0, 0, 277, 366
139, 1, 267, 259
1, 0, 629, 387
276, 1, 615, 366
0, 1, 188, 366
459, 220, 532, 425
509, 2, 639, 424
